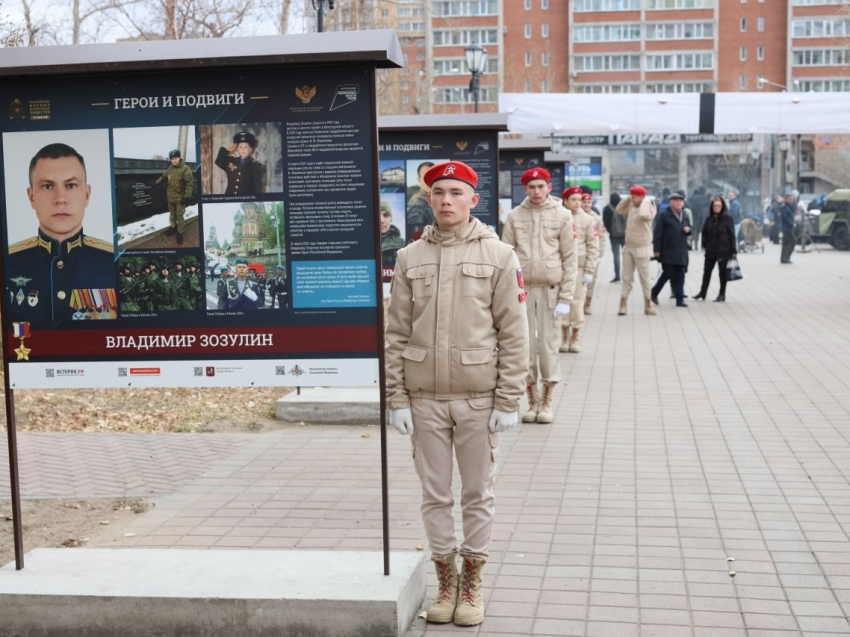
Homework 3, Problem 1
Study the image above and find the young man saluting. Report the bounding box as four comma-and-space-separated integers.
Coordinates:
385, 161, 529, 627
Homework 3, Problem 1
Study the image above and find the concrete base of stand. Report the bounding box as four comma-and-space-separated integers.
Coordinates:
0, 549, 425, 637
276, 386, 380, 425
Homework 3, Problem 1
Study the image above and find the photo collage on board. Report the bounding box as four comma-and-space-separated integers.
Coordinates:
2, 123, 291, 329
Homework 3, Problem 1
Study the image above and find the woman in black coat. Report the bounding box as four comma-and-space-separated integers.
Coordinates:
694, 196, 737, 302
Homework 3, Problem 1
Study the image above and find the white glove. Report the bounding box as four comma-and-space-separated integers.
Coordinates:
389, 408, 414, 435
244, 288, 258, 301
488, 408, 518, 433
553, 302, 570, 318
583, 273, 593, 284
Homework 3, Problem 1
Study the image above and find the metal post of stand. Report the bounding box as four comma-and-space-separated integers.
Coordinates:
4, 383, 24, 570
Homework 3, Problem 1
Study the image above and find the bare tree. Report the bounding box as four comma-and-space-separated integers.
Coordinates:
110, 0, 256, 40
0, 0, 26, 46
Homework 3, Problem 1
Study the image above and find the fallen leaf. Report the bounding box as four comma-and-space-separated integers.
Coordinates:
99, 520, 110, 525
361, 433, 371, 438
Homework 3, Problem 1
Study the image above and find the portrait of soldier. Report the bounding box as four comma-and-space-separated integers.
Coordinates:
222, 257, 262, 310
214, 131, 265, 196
154, 149, 195, 245
5, 142, 116, 330
380, 199, 404, 265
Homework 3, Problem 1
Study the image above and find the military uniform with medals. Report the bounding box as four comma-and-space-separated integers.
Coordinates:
5, 228, 116, 330
214, 132, 265, 196
225, 276, 262, 310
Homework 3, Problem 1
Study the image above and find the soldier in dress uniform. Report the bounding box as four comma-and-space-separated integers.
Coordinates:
154, 150, 194, 245
224, 257, 262, 310
270, 264, 287, 309
560, 188, 599, 354
215, 131, 265, 196
5, 142, 117, 330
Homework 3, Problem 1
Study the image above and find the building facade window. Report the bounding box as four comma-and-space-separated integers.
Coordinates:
541, 0, 548, 7
645, 52, 714, 70
646, 0, 715, 7
542, 51, 549, 66
793, 0, 844, 4
541, 79, 548, 92
542, 23, 549, 37
646, 22, 714, 39
757, 17, 765, 31
575, 54, 642, 71
436, 86, 498, 104
740, 75, 747, 89
574, 84, 641, 93
646, 82, 714, 92
432, 1, 498, 16
574, 0, 641, 11
792, 18, 850, 38
740, 46, 747, 61
525, 24, 532, 38
574, 24, 641, 42
433, 29, 499, 45
757, 74, 764, 88
796, 78, 850, 91
525, 52, 532, 66
524, 0, 531, 8
757, 45, 764, 60
741, 18, 747, 32
792, 48, 850, 65
433, 57, 499, 75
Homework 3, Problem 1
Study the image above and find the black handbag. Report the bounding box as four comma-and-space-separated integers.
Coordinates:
726, 258, 743, 282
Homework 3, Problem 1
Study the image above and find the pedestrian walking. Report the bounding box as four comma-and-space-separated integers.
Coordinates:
502, 167, 577, 424
603, 192, 626, 282
779, 191, 796, 264
386, 161, 529, 628
650, 192, 691, 308
693, 196, 736, 302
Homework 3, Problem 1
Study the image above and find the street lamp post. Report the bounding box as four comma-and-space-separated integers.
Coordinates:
779, 136, 791, 193
464, 43, 488, 113
312, 0, 334, 33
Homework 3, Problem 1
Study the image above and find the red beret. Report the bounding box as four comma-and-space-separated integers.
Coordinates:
423, 161, 478, 189
562, 186, 583, 199
581, 193, 592, 200
629, 185, 647, 196
520, 167, 550, 185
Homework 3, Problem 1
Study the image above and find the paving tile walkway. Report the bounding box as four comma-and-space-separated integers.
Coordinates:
3, 241, 850, 636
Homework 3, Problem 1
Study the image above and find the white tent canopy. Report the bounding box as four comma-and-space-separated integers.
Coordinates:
499, 93, 850, 135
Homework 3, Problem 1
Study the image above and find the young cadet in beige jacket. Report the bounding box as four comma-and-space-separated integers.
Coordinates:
583, 195, 607, 315
560, 187, 600, 353
386, 161, 529, 628
501, 167, 577, 424
615, 185, 657, 316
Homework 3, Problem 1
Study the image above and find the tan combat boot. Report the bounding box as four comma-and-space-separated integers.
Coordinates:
426, 553, 458, 623
536, 383, 555, 424
568, 327, 581, 353
521, 384, 540, 423
644, 298, 657, 316
454, 556, 486, 626
618, 297, 627, 316
584, 295, 593, 315
558, 325, 571, 353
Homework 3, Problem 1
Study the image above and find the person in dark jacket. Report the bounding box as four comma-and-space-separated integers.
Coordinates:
693, 196, 737, 302
686, 186, 708, 249
779, 191, 797, 264
650, 192, 691, 307
602, 192, 626, 282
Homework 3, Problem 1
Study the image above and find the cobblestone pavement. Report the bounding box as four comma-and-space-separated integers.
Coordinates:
5, 241, 850, 636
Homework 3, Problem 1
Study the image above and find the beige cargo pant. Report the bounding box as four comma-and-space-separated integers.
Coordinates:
568, 275, 587, 330
410, 396, 498, 559
622, 246, 652, 300
526, 286, 561, 385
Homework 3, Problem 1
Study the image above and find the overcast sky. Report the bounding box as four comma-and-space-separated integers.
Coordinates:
113, 126, 197, 162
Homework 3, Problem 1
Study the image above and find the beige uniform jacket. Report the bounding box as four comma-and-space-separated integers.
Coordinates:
616, 197, 656, 257
501, 195, 578, 306
590, 209, 607, 259
574, 209, 600, 274
386, 217, 529, 414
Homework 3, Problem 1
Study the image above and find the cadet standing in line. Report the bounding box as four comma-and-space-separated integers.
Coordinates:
215, 131, 265, 196
153, 263, 177, 311
582, 193, 607, 316
5, 142, 117, 329
560, 187, 599, 353
154, 149, 194, 245
615, 186, 657, 316
386, 161, 528, 628
501, 167, 577, 424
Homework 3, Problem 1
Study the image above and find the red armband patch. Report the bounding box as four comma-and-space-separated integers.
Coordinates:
516, 268, 524, 289
518, 290, 528, 303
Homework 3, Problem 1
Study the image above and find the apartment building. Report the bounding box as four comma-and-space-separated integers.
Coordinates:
375, 0, 850, 115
